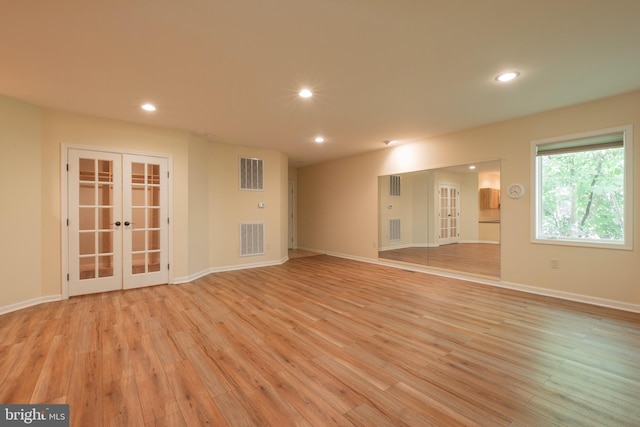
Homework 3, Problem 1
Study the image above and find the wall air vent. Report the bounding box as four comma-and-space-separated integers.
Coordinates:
240, 157, 264, 190
389, 218, 401, 241
240, 223, 264, 256
389, 175, 401, 197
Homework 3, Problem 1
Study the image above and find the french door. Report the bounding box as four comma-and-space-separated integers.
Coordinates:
67, 149, 169, 296
438, 184, 460, 245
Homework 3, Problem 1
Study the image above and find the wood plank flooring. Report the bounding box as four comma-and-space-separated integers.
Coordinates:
379, 243, 501, 278
1, 255, 639, 426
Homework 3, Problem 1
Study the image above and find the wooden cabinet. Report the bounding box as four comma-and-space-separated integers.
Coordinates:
479, 188, 500, 209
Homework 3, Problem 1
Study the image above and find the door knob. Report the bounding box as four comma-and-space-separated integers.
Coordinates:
114, 221, 121, 226
124, 221, 131, 226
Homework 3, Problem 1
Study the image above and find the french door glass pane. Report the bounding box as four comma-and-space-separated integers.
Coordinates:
132, 253, 145, 275
98, 160, 112, 182
80, 257, 95, 279
98, 208, 112, 229
132, 208, 145, 229
132, 186, 145, 206
148, 230, 160, 250
131, 163, 145, 184
98, 184, 113, 205
132, 230, 145, 251
79, 208, 95, 230
98, 255, 113, 277
78, 158, 114, 280
79, 232, 95, 255
79, 159, 95, 181
129, 161, 163, 277
148, 208, 160, 228
148, 252, 161, 272
148, 164, 160, 184
79, 184, 95, 205
148, 187, 160, 206
98, 232, 113, 254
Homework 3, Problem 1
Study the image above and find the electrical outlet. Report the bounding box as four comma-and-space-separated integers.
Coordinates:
551, 259, 560, 269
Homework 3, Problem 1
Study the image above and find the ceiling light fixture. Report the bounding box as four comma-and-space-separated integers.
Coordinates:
383, 140, 396, 146
469, 165, 476, 170
314, 136, 325, 143
298, 88, 313, 98
495, 71, 520, 82
141, 103, 157, 112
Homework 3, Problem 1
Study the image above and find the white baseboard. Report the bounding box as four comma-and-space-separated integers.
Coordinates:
5, 253, 638, 315
316, 249, 640, 314
0, 294, 63, 316
173, 257, 289, 284
494, 280, 640, 313
459, 240, 500, 245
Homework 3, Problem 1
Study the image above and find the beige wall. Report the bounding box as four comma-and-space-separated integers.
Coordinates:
298, 90, 640, 307
0, 96, 43, 307
41, 109, 192, 292
208, 142, 288, 270
188, 134, 211, 275
0, 95, 288, 311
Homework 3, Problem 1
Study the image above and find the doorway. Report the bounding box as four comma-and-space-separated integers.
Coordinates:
65, 148, 170, 296
438, 183, 460, 245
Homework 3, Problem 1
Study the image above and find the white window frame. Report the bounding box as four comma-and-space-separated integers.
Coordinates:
530, 125, 633, 250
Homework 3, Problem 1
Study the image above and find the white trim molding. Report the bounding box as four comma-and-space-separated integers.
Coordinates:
0, 295, 63, 316
316, 250, 640, 314
173, 257, 289, 284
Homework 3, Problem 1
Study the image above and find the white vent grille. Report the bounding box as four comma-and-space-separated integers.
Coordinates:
240, 157, 264, 190
240, 223, 264, 256
389, 218, 401, 241
389, 175, 401, 197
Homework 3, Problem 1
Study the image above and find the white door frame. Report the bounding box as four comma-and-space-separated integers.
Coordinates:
288, 181, 295, 249
438, 183, 460, 245
61, 144, 173, 299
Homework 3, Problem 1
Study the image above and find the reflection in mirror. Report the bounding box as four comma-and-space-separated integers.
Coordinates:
378, 160, 501, 278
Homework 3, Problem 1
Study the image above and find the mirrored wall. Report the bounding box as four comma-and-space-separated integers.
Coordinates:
378, 160, 501, 278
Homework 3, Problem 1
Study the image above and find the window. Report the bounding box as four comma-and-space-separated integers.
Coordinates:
239, 157, 264, 190
532, 125, 633, 249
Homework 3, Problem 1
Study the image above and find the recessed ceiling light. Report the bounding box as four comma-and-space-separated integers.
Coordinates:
141, 103, 157, 112
469, 165, 476, 170
383, 140, 397, 146
495, 71, 520, 82
314, 136, 325, 143
298, 88, 313, 98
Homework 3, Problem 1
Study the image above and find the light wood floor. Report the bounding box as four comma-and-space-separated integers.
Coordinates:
1, 255, 639, 426
379, 243, 501, 278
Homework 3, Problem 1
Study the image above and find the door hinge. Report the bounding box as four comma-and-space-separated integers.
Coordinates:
66, 164, 69, 172
167, 171, 170, 178
66, 273, 70, 281
167, 263, 170, 270
167, 217, 170, 224
66, 218, 69, 226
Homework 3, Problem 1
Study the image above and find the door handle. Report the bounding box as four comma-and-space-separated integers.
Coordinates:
124, 221, 131, 226
114, 221, 121, 226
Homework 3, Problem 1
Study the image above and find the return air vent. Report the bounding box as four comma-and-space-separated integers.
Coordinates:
240, 157, 264, 190
389, 175, 401, 197
240, 223, 264, 256
389, 218, 401, 241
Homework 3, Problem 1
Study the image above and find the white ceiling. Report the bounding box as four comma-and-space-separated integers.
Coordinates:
2, 1, 639, 166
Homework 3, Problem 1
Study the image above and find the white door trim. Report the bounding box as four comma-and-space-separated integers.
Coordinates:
438, 183, 460, 245
61, 144, 174, 299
